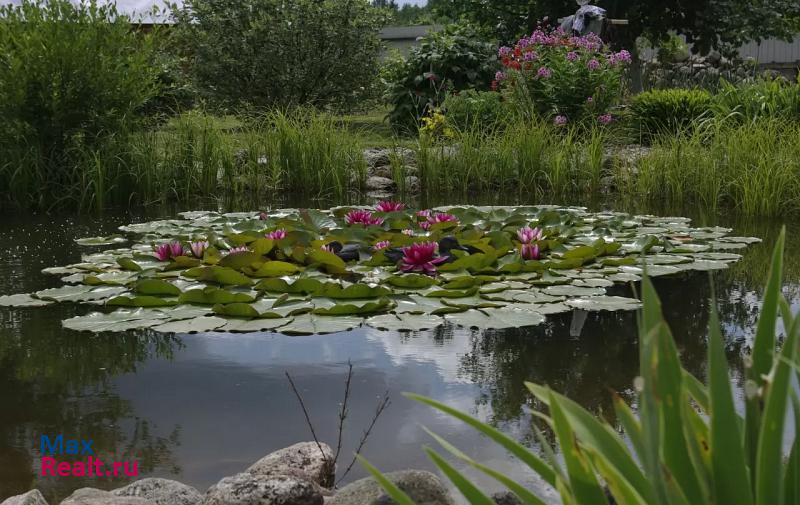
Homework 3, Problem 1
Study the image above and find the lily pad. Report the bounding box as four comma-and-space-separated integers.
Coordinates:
35, 285, 127, 303
75, 235, 127, 246
366, 313, 444, 332
151, 316, 228, 334
63, 308, 170, 332
278, 314, 364, 335
565, 296, 642, 312
445, 307, 546, 329
219, 317, 295, 332
0, 293, 54, 307
543, 285, 607, 297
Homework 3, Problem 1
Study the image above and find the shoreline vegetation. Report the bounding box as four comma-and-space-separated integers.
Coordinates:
3, 109, 798, 217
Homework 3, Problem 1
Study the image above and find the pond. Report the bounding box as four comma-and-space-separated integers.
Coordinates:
0, 198, 797, 503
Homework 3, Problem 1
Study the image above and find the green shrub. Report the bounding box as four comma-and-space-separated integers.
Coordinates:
714, 77, 800, 123
386, 24, 499, 132
367, 230, 800, 505
443, 91, 510, 133
629, 88, 713, 140
173, 0, 387, 111
0, 0, 161, 209
497, 28, 630, 126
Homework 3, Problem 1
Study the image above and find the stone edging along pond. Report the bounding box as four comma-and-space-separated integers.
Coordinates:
0, 204, 759, 336
0, 442, 464, 505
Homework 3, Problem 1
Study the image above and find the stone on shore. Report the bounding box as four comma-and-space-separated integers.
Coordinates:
112, 478, 203, 505
330, 470, 454, 505
0, 490, 48, 505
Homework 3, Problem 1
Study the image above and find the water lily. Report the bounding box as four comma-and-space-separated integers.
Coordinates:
400, 242, 447, 276
402, 229, 415, 236
266, 229, 287, 240
259, 212, 269, 221
416, 209, 432, 218
345, 210, 384, 227
226, 246, 250, 256
520, 243, 541, 261
320, 244, 335, 253
428, 213, 459, 226
189, 241, 209, 259
517, 226, 543, 244
154, 241, 185, 261
375, 201, 406, 212
373, 241, 391, 251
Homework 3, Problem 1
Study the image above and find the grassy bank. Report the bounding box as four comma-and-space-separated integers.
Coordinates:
1, 110, 798, 217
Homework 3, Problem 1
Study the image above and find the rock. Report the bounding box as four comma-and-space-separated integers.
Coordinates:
370, 165, 394, 179
247, 442, 334, 488
492, 492, 523, 505
366, 176, 396, 192
330, 470, 454, 505
60, 488, 155, 505
1, 490, 48, 505
205, 473, 323, 505
404, 176, 421, 193
363, 148, 415, 168
112, 478, 203, 505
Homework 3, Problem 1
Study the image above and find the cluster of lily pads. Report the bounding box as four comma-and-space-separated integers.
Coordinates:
0, 204, 759, 335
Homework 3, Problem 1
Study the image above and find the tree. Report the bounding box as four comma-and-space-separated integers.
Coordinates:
432, 0, 800, 55
174, 0, 388, 110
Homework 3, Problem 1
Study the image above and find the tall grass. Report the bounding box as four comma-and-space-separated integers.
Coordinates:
416, 121, 610, 201
0, 110, 367, 210
615, 118, 800, 216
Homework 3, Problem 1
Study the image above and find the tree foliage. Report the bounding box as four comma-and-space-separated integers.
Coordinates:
174, 0, 388, 110
432, 0, 800, 54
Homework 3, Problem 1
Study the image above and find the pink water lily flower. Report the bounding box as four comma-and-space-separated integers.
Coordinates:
320, 244, 335, 253
345, 210, 384, 227
189, 241, 209, 259
375, 201, 406, 212
373, 241, 391, 251
425, 213, 460, 229
416, 209, 432, 218
154, 241, 185, 261
516, 226, 543, 244
521, 243, 541, 261
226, 246, 250, 256
402, 229, 415, 236
266, 229, 287, 240
400, 242, 447, 276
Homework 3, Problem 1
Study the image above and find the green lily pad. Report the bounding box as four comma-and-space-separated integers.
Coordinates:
151, 316, 228, 334
35, 285, 127, 303
543, 285, 606, 297
565, 296, 642, 312
366, 313, 444, 332
278, 314, 364, 335
179, 287, 256, 305
0, 293, 54, 307
107, 295, 179, 307
385, 274, 438, 289
219, 317, 294, 332
445, 307, 546, 329
63, 308, 170, 332
75, 235, 127, 246
135, 279, 182, 296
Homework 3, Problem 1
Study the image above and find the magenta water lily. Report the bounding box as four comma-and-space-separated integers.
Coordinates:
345, 210, 384, 227
266, 229, 287, 240
400, 242, 448, 276
189, 241, 209, 259
517, 226, 543, 244
226, 246, 250, 256
375, 201, 405, 212
153, 241, 185, 262
373, 241, 391, 251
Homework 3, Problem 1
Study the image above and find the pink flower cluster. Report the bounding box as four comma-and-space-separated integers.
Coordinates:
400, 242, 447, 276
265, 229, 287, 240
375, 201, 405, 212
419, 212, 459, 231
516, 226, 543, 244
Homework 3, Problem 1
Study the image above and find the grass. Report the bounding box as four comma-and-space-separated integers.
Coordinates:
2, 106, 800, 217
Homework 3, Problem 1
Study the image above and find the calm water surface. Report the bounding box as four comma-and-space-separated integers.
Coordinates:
1, 200, 798, 502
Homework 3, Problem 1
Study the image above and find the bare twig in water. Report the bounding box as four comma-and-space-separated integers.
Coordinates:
336, 390, 392, 486
333, 361, 353, 465
285, 371, 331, 469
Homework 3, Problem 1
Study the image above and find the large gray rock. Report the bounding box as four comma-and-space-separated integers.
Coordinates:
366, 176, 396, 192
404, 176, 421, 193
60, 488, 155, 505
247, 442, 334, 488
205, 473, 323, 505
370, 165, 394, 179
330, 470, 453, 505
112, 478, 203, 505
1, 490, 48, 505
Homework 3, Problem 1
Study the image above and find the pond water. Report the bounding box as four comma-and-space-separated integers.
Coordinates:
1, 199, 798, 503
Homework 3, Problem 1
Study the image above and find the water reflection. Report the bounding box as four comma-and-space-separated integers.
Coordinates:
0, 207, 797, 502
